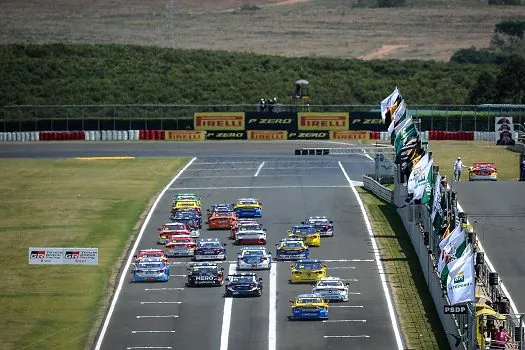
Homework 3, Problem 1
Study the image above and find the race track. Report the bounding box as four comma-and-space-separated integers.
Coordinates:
1, 141, 402, 350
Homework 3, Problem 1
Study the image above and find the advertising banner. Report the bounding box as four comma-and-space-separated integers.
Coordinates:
349, 111, 387, 131
495, 116, 515, 145
247, 130, 288, 140
205, 131, 247, 140
287, 131, 329, 140
245, 112, 295, 130
29, 247, 99, 265
298, 112, 349, 131
194, 112, 245, 131
165, 130, 206, 141
329, 131, 370, 140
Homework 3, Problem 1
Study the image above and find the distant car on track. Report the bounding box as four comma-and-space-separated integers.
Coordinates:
224, 273, 263, 297
288, 225, 321, 247
312, 277, 349, 302
234, 228, 267, 245
193, 238, 227, 261
131, 257, 170, 282
468, 162, 498, 181
302, 216, 334, 237
230, 219, 262, 240
289, 294, 329, 320
157, 222, 191, 244
186, 262, 225, 287
164, 235, 196, 257
134, 249, 168, 264
233, 198, 262, 218
236, 247, 272, 270
208, 211, 238, 230
170, 211, 201, 237
275, 238, 309, 261
289, 259, 327, 284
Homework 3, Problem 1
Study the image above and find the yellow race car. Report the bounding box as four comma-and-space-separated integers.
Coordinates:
288, 225, 320, 247
289, 293, 329, 320
289, 259, 327, 284
172, 200, 201, 214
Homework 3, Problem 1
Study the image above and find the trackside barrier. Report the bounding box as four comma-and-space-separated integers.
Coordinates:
363, 175, 393, 202
0, 132, 40, 142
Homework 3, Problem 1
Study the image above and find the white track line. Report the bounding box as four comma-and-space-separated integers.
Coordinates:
131, 331, 176, 334
144, 288, 184, 291
269, 261, 277, 350
180, 174, 316, 179
140, 302, 182, 304
330, 305, 363, 308
126, 347, 173, 349
323, 319, 366, 323
136, 315, 179, 319
324, 259, 373, 262
220, 264, 236, 350
324, 335, 370, 338
187, 167, 339, 171
169, 185, 349, 190
94, 157, 196, 350
338, 161, 404, 349
327, 266, 356, 269
254, 161, 265, 177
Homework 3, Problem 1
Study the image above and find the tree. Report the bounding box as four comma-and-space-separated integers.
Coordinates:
466, 72, 497, 104
495, 54, 525, 103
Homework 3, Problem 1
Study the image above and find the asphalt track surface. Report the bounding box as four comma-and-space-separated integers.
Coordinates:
453, 181, 525, 314
1, 141, 400, 350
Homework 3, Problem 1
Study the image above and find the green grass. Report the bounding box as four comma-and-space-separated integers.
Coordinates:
427, 141, 520, 181
357, 188, 449, 350
0, 158, 188, 350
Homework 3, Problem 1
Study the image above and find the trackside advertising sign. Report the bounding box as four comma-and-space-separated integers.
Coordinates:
29, 247, 99, 265
247, 130, 288, 140
194, 112, 245, 131
205, 131, 247, 140
246, 112, 295, 130
349, 111, 387, 131
287, 131, 329, 140
330, 131, 370, 140
164, 130, 206, 141
298, 112, 349, 131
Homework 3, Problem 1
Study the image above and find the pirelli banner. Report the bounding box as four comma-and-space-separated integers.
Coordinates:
330, 131, 370, 140
165, 130, 206, 141
194, 112, 245, 131
246, 112, 295, 130
298, 112, 349, 131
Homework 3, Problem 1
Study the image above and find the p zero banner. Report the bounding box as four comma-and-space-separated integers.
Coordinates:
194, 112, 245, 131
205, 131, 247, 140
298, 112, 349, 131
29, 247, 99, 265
165, 130, 206, 141
246, 112, 295, 130
288, 131, 329, 140
349, 111, 386, 131
330, 131, 370, 140
247, 130, 288, 140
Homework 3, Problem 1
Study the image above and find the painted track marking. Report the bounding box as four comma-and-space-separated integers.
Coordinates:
323, 319, 366, 323
131, 330, 176, 334
169, 185, 350, 190
338, 161, 404, 349
140, 302, 182, 304
136, 315, 179, 319
269, 261, 277, 350
219, 264, 236, 350
126, 347, 173, 349
93, 157, 196, 350
324, 335, 370, 338
330, 305, 363, 308
254, 161, 265, 177
144, 288, 184, 291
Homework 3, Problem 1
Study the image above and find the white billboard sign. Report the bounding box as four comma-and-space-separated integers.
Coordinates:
495, 116, 515, 146
28, 247, 98, 265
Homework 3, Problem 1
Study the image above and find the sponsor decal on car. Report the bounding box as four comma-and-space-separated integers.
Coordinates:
164, 130, 206, 141
298, 113, 349, 131
194, 112, 245, 130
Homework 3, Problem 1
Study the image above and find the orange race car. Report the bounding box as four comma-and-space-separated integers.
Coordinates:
208, 211, 238, 230
134, 249, 168, 264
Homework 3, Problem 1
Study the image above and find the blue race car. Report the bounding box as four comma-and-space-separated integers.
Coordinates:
224, 273, 263, 297
275, 238, 309, 261
289, 294, 329, 320
131, 257, 170, 282
207, 203, 234, 217
172, 208, 202, 228
233, 198, 262, 218
194, 238, 227, 261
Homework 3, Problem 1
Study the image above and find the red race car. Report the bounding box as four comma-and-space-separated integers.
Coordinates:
164, 235, 196, 257
208, 211, 237, 230
158, 222, 191, 244
134, 249, 168, 263
468, 162, 498, 181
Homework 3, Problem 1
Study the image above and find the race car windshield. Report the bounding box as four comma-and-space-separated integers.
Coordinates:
318, 281, 342, 287
140, 252, 163, 257
282, 242, 302, 248
297, 298, 323, 304
238, 200, 257, 205
240, 225, 261, 230
138, 263, 164, 269
193, 267, 218, 274
199, 242, 222, 248
295, 262, 323, 270
308, 218, 328, 224
165, 224, 186, 230
229, 276, 255, 282
243, 250, 264, 256
292, 227, 316, 234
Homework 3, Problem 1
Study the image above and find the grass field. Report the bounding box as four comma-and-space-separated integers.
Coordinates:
427, 141, 519, 181
358, 188, 449, 349
0, 158, 188, 350
1, 0, 523, 61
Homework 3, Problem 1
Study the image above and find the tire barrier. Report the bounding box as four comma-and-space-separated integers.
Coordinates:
0, 132, 40, 142
294, 148, 330, 155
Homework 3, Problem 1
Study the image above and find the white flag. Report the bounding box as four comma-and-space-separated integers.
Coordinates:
407, 153, 430, 194
439, 225, 462, 250
381, 87, 400, 123
395, 115, 413, 136
446, 245, 475, 305
412, 159, 433, 200
431, 174, 442, 222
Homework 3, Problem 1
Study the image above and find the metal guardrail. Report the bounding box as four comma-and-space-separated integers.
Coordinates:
363, 175, 393, 203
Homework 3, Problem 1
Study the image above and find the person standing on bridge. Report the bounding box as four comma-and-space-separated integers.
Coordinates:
453, 157, 466, 182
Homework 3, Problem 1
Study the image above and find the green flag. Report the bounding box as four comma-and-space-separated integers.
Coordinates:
394, 124, 417, 154
421, 166, 435, 205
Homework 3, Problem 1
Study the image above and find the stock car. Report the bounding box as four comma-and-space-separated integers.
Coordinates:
234, 228, 267, 245
289, 259, 327, 284
172, 200, 202, 216
468, 162, 498, 181
312, 277, 350, 302
207, 203, 234, 218
170, 211, 201, 237
164, 235, 196, 257
157, 222, 191, 244
172, 208, 202, 229
173, 193, 201, 207
194, 238, 227, 261
131, 257, 170, 282
302, 216, 334, 237
208, 211, 238, 230
233, 198, 263, 218
236, 247, 272, 270
288, 225, 321, 247
134, 249, 168, 264
186, 262, 225, 287
224, 273, 263, 297
230, 219, 262, 240
275, 238, 309, 261
289, 294, 329, 321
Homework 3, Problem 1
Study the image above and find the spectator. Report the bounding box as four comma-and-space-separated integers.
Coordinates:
492, 326, 511, 349
520, 156, 525, 181
453, 157, 467, 182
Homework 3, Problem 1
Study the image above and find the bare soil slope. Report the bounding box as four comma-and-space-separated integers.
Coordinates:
1, 0, 524, 60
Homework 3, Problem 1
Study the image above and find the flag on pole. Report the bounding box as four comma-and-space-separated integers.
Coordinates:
394, 123, 418, 155
412, 159, 433, 201
421, 166, 435, 205
446, 244, 475, 305
407, 153, 430, 194
388, 100, 407, 136
440, 227, 467, 284
439, 224, 462, 250
431, 174, 443, 222
381, 87, 400, 123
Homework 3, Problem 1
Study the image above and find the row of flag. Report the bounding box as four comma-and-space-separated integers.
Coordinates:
381, 88, 475, 305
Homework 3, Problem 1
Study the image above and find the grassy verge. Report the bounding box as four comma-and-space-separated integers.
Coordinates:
357, 187, 449, 350
428, 141, 519, 181
0, 157, 188, 350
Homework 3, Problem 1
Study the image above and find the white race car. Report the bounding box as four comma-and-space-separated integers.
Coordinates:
237, 247, 272, 270
302, 216, 334, 237
235, 229, 267, 245
312, 277, 349, 302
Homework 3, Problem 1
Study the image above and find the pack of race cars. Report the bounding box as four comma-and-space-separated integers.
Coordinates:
130, 193, 350, 320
